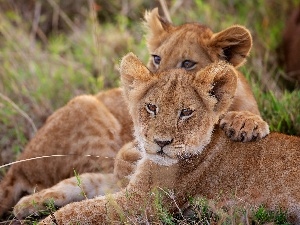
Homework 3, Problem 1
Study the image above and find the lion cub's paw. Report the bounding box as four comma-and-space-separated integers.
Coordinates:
114, 141, 142, 181
220, 111, 269, 142
13, 192, 60, 219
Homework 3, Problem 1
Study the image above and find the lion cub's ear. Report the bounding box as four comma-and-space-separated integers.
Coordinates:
144, 8, 172, 52
120, 52, 153, 101
209, 25, 252, 68
193, 61, 238, 114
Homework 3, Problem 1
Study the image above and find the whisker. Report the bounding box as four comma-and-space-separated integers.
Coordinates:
174, 144, 184, 149
144, 139, 155, 145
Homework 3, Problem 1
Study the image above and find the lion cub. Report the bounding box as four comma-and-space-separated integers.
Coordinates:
22, 53, 299, 224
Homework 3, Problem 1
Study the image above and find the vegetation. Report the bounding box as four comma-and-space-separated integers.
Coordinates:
159, 196, 292, 225
0, 0, 299, 224
13, 190, 293, 224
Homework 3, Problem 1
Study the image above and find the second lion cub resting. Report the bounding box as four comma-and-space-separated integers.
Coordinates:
37, 53, 300, 224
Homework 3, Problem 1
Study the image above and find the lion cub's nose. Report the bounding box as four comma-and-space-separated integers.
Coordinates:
154, 139, 173, 148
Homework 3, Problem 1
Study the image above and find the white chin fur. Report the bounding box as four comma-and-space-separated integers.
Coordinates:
145, 154, 178, 166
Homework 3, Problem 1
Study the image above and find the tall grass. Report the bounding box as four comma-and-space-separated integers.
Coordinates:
1, 1, 299, 165
0, 8, 147, 165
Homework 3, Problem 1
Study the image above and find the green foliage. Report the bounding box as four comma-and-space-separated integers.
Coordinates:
18, 198, 57, 224
154, 193, 291, 224
259, 91, 300, 135
74, 169, 88, 199
171, 196, 292, 224
254, 206, 273, 224
0, 10, 146, 166
186, 197, 220, 224
153, 189, 175, 225
246, 66, 300, 135
253, 205, 291, 225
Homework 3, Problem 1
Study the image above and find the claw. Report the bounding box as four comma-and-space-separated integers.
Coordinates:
220, 122, 226, 129
220, 111, 269, 142
226, 128, 235, 138
251, 133, 258, 141
240, 131, 246, 142
240, 122, 245, 129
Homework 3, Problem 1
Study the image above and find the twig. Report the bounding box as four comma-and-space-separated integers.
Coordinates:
158, 187, 184, 219
36, 26, 48, 44
282, 70, 300, 82
0, 93, 37, 133
88, 0, 102, 77
52, 0, 60, 33
30, 1, 42, 47
46, 0, 77, 33
0, 154, 113, 169
158, 0, 172, 23
0, 14, 30, 62
170, 0, 184, 16
0, 219, 19, 224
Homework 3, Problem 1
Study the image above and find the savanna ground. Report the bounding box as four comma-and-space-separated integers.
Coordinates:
0, 0, 299, 224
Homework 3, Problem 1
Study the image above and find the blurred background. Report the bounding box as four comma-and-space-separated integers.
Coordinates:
0, 0, 299, 169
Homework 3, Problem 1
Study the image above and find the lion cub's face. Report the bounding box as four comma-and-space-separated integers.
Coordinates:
136, 71, 216, 165
120, 53, 237, 166
148, 24, 214, 74
144, 8, 252, 73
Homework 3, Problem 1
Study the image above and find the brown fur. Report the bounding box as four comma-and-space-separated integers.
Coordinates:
1, 8, 268, 217
13, 142, 138, 219
38, 53, 300, 224
0, 93, 128, 216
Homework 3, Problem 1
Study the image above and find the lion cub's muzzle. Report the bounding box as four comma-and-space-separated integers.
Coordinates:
154, 138, 173, 155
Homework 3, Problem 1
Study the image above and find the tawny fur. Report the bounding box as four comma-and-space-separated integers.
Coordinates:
13, 142, 139, 218
36, 53, 300, 224
1, 8, 269, 217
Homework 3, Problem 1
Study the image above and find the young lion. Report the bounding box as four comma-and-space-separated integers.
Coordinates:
0, 8, 268, 217
31, 53, 299, 224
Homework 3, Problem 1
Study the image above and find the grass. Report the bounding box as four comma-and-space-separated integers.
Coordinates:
0, 0, 299, 224
154, 192, 292, 225
74, 169, 88, 199
13, 189, 292, 225
0, 8, 147, 165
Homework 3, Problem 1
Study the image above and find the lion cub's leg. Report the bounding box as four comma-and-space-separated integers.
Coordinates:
220, 74, 269, 142
13, 173, 120, 219
0, 167, 46, 219
13, 142, 141, 220
0, 94, 124, 217
114, 141, 142, 185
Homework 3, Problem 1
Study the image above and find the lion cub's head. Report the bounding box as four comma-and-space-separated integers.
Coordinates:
144, 8, 252, 72
120, 53, 237, 166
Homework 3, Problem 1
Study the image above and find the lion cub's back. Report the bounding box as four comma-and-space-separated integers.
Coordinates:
192, 130, 300, 215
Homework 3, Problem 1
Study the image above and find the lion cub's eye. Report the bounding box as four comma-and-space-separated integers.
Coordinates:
152, 55, 161, 65
180, 108, 194, 119
181, 60, 196, 70
146, 103, 158, 115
